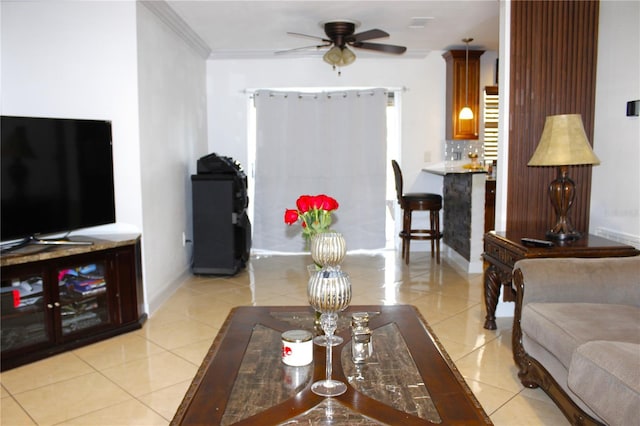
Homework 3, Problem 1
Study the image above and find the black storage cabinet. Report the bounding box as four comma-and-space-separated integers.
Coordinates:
191, 154, 251, 275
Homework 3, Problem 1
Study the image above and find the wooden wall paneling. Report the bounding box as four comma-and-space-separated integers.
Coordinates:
507, 0, 599, 236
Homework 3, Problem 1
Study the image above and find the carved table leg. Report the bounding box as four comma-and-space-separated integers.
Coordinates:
483, 264, 502, 330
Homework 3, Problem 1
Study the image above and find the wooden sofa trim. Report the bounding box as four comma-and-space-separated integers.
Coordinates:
512, 268, 604, 426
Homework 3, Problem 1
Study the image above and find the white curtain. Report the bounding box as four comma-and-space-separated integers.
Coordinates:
253, 88, 388, 252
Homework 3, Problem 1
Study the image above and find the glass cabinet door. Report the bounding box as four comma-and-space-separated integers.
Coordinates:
1, 271, 49, 352
57, 262, 111, 336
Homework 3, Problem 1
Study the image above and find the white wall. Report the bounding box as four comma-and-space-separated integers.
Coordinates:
207, 54, 448, 194
494, 0, 510, 232
1, 1, 142, 234
1, 1, 209, 316
136, 3, 209, 312
591, 0, 640, 247
208, 51, 496, 190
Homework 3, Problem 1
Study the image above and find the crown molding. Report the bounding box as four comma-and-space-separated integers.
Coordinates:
140, 0, 211, 59
139, 1, 429, 62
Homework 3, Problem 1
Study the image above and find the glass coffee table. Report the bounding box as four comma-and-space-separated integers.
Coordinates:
171, 305, 492, 425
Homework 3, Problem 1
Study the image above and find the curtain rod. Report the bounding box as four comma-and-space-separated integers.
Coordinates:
256, 90, 383, 99
243, 87, 408, 98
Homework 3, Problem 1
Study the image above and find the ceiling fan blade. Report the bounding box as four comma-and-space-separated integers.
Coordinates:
287, 31, 331, 43
275, 43, 332, 55
350, 29, 390, 42
351, 41, 407, 54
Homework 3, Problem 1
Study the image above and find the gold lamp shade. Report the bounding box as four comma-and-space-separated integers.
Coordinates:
528, 114, 600, 166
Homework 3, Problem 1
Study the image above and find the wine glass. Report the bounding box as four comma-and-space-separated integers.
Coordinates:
307, 267, 352, 397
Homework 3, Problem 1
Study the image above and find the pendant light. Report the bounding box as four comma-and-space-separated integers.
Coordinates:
459, 38, 474, 120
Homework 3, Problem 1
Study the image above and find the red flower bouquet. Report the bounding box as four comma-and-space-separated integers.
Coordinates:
284, 194, 339, 240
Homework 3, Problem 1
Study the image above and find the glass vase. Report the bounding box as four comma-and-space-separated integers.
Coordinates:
310, 232, 346, 268
309, 231, 347, 346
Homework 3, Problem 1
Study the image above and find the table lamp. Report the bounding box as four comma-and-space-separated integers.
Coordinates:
528, 114, 600, 241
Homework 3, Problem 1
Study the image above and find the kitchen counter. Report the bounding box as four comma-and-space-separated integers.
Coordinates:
422, 161, 488, 176
421, 163, 488, 273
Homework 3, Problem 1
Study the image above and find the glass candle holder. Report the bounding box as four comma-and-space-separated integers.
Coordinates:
351, 312, 373, 363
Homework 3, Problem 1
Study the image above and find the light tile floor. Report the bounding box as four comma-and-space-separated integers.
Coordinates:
1, 251, 570, 425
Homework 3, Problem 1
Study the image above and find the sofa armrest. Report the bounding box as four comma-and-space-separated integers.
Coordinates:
514, 256, 640, 307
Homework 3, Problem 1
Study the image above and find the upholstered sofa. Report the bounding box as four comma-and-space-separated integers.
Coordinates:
512, 256, 640, 426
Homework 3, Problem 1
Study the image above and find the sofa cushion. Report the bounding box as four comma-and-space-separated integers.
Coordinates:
516, 257, 640, 307
523, 334, 602, 420
522, 303, 640, 368
568, 341, 640, 426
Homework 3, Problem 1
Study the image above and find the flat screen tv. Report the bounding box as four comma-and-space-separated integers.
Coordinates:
1, 115, 116, 247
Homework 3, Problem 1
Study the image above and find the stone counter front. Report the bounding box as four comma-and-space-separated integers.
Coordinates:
443, 173, 473, 260
422, 166, 486, 273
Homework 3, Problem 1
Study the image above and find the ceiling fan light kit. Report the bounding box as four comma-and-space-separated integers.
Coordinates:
340, 46, 356, 65
323, 45, 356, 68
284, 19, 407, 74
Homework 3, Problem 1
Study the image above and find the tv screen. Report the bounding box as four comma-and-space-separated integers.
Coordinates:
1, 116, 116, 242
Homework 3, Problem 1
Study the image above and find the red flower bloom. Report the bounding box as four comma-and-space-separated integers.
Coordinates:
284, 194, 339, 239
284, 209, 299, 225
296, 195, 313, 213
310, 195, 323, 210
318, 194, 339, 211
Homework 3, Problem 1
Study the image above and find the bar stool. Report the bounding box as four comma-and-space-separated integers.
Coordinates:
391, 160, 442, 264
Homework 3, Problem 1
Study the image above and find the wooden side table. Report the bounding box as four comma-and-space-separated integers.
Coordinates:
482, 231, 639, 330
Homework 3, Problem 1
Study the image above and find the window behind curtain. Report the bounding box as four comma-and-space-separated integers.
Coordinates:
251, 89, 388, 252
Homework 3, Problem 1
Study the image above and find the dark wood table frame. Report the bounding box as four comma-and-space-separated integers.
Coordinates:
482, 231, 640, 330
172, 305, 492, 425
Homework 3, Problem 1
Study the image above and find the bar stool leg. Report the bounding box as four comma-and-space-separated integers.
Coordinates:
429, 210, 435, 259
403, 209, 412, 265
432, 210, 441, 264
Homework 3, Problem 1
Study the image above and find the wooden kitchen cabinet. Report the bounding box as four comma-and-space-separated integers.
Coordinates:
443, 49, 484, 140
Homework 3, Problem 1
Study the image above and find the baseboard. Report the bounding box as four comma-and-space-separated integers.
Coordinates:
593, 227, 640, 249
442, 243, 484, 274
146, 266, 192, 315
408, 241, 484, 274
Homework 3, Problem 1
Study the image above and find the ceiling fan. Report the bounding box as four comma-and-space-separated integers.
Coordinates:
279, 20, 407, 71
